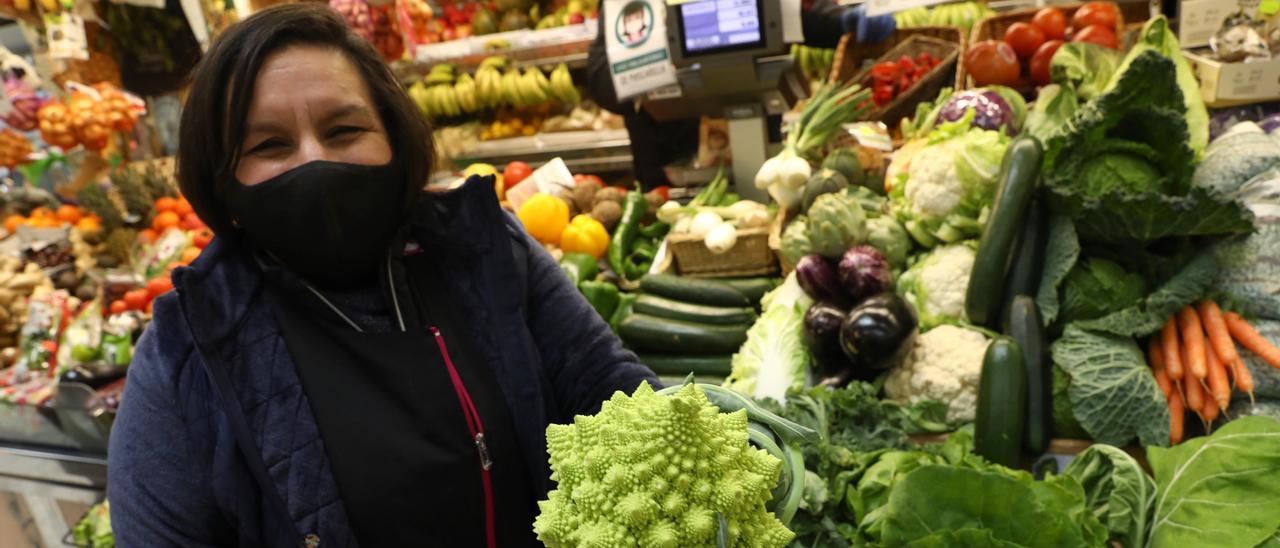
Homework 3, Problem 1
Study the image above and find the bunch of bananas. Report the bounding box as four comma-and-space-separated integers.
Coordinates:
548, 63, 581, 104
411, 58, 583, 118
791, 45, 834, 84
475, 56, 511, 109
894, 1, 993, 32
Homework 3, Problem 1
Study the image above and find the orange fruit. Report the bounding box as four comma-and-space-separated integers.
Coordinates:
29, 207, 52, 220
155, 197, 178, 213
123, 289, 149, 311
4, 215, 24, 233
56, 205, 82, 224
109, 300, 127, 316
146, 276, 174, 298
174, 197, 194, 217
138, 228, 158, 245
180, 247, 202, 264
152, 211, 180, 232
76, 216, 101, 233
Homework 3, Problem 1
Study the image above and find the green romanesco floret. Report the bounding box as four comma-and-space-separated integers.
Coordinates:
534, 382, 795, 547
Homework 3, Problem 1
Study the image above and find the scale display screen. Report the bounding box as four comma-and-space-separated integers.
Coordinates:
678, 0, 764, 56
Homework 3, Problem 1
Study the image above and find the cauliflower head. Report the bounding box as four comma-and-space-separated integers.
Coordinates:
897, 242, 976, 329
890, 124, 1008, 248
534, 382, 794, 548
884, 325, 991, 423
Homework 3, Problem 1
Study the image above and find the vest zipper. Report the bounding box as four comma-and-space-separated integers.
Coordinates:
430, 326, 497, 548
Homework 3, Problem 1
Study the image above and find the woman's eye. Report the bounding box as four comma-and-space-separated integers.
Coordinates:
246, 139, 286, 155
329, 126, 366, 139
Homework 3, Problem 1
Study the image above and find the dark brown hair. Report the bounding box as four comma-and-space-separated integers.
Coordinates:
177, 3, 434, 235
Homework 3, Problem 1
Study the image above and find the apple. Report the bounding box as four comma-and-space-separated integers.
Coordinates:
181, 213, 204, 231
442, 27, 457, 41
568, 13, 584, 24
455, 24, 473, 38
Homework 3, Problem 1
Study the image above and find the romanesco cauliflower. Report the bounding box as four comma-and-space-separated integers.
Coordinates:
884, 325, 991, 423
534, 382, 795, 548
896, 242, 976, 329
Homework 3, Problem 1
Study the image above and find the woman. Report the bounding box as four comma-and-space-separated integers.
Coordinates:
107, 5, 657, 547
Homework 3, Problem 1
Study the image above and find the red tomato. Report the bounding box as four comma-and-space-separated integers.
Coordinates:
124, 289, 149, 311
1032, 7, 1067, 40
147, 276, 174, 299
109, 300, 127, 316
182, 212, 205, 231
503, 161, 533, 190
1029, 40, 1065, 86
964, 41, 1021, 87
192, 227, 214, 249
1072, 2, 1119, 33
1004, 22, 1047, 60
1073, 24, 1118, 49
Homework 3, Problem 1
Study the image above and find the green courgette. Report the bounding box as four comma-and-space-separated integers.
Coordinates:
638, 354, 733, 377
1000, 198, 1047, 331
633, 295, 758, 325
975, 337, 1027, 468
721, 277, 780, 306
618, 314, 749, 355
966, 136, 1043, 329
1007, 296, 1050, 456
639, 274, 752, 308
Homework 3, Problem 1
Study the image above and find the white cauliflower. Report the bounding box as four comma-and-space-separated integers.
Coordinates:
885, 324, 992, 423
897, 242, 976, 329
903, 140, 965, 218
888, 125, 1007, 247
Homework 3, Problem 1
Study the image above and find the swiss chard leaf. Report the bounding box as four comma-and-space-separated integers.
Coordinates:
1146, 416, 1280, 548
1063, 444, 1157, 548
1051, 326, 1170, 447
1037, 213, 1081, 326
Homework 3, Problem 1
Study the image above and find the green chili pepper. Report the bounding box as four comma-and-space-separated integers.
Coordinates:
607, 185, 648, 280
609, 293, 638, 333
578, 280, 621, 321
637, 221, 670, 240
559, 253, 599, 286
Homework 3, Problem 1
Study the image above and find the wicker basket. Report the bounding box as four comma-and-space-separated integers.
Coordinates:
767, 207, 797, 276
848, 35, 961, 129
831, 26, 967, 90
668, 227, 778, 278
970, 2, 1151, 44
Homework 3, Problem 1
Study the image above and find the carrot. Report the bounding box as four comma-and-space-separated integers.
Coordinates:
1198, 300, 1240, 365
1233, 358, 1256, 405
1224, 311, 1280, 369
1182, 363, 1206, 416
1148, 337, 1172, 400
1200, 390, 1220, 425
1169, 389, 1185, 445
1178, 306, 1208, 380
1205, 343, 1231, 412
1162, 317, 1184, 381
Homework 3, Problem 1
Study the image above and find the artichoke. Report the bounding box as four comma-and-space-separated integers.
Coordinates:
807, 193, 867, 258
866, 216, 912, 269
781, 215, 813, 267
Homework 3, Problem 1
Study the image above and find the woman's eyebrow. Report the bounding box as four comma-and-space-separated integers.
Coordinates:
317, 103, 374, 126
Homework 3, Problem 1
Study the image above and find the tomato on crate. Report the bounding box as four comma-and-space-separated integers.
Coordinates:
1029, 40, 1065, 86
964, 41, 1021, 87
1032, 7, 1067, 40
124, 289, 149, 311
1073, 24, 1118, 49
1004, 22, 1046, 60
1072, 1, 1119, 32
504, 161, 533, 190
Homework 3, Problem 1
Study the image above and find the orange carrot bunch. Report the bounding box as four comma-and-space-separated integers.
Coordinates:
1148, 299, 1278, 445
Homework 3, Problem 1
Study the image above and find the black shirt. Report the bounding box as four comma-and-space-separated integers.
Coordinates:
263, 252, 539, 547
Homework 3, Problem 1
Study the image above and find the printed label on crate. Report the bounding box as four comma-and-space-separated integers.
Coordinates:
842, 122, 893, 151
1216, 58, 1280, 101
45, 14, 89, 61
1179, 0, 1239, 49
605, 0, 677, 99
864, 0, 952, 17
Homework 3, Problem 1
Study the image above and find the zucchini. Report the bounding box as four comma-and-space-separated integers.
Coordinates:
721, 277, 780, 306
618, 314, 749, 355
639, 354, 733, 377
633, 295, 758, 325
640, 274, 752, 307
1000, 198, 1047, 331
966, 137, 1043, 329
974, 337, 1027, 468
1007, 296, 1051, 456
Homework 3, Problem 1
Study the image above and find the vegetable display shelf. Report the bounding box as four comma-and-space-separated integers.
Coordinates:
452, 128, 633, 173
393, 21, 597, 79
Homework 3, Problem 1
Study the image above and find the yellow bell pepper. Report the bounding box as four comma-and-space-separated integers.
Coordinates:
559, 214, 610, 259
517, 193, 570, 245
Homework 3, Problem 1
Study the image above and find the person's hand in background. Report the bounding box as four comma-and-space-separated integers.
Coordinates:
843, 4, 897, 44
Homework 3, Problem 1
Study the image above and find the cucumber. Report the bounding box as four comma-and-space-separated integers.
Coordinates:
640, 274, 752, 308
1007, 296, 1051, 456
633, 295, 758, 325
639, 354, 733, 377
1000, 198, 1047, 332
966, 137, 1043, 329
974, 337, 1027, 468
721, 277, 780, 306
618, 314, 749, 355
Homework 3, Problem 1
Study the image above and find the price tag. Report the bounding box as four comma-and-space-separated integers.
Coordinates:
863, 0, 951, 17
46, 14, 90, 61
1179, 0, 1239, 49
604, 0, 677, 100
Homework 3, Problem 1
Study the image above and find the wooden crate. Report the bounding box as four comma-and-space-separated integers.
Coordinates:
668, 227, 778, 278
768, 207, 797, 276
849, 35, 961, 129
831, 26, 967, 90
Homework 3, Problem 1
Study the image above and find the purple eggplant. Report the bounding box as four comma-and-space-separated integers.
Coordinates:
838, 246, 893, 303
804, 301, 848, 368
796, 254, 843, 302
1261, 113, 1280, 134
840, 293, 917, 371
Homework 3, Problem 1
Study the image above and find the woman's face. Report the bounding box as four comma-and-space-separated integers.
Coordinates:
234, 45, 392, 185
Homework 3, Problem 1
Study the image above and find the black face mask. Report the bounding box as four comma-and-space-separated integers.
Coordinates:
224, 160, 406, 289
